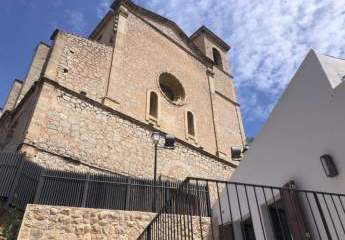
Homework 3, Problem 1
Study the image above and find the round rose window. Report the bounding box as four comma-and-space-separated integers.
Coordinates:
158, 73, 186, 105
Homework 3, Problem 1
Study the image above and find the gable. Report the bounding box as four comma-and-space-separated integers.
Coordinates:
124, 1, 210, 64
136, 13, 194, 54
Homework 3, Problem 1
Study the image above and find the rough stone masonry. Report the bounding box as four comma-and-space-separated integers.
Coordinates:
0, 0, 247, 238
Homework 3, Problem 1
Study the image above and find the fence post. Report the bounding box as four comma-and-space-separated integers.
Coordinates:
206, 183, 212, 217
34, 168, 46, 204
124, 178, 131, 210
5, 154, 25, 209
147, 225, 152, 240
81, 173, 90, 208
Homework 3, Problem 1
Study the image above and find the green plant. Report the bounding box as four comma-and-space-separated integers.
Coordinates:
0, 203, 23, 240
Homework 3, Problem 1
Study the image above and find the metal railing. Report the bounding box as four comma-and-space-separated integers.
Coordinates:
0, 152, 209, 214
138, 177, 345, 240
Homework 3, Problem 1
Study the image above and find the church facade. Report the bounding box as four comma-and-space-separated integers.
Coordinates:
0, 0, 245, 181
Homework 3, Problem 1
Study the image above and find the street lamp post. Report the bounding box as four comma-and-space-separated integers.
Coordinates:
151, 132, 160, 212
151, 132, 176, 212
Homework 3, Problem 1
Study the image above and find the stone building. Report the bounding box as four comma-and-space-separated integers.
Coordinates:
1, 1, 246, 238
0, 0, 245, 181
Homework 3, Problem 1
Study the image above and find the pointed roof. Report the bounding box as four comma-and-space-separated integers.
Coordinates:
315, 51, 345, 89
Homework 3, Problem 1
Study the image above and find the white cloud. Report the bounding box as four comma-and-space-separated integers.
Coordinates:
97, 0, 113, 19
134, 0, 345, 131
65, 9, 87, 32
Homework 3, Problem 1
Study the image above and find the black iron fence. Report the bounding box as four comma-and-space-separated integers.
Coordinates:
138, 177, 345, 240
0, 152, 209, 214
0, 152, 25, 198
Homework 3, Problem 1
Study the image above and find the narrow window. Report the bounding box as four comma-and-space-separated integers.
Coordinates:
213, 48, 223, 69
149, 91, 158, 119
187, 111, 195, 137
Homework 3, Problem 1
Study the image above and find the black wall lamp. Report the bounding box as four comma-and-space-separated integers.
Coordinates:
231, 145, 249, 161
320, 154, 338, 178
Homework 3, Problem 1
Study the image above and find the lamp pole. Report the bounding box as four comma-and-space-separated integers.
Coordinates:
151, 132, 160, 212
151, 132, 175, 212
153, 140, 158, 212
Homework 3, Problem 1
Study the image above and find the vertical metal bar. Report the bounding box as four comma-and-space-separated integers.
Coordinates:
179, 183, 184, 240
124, 178, 130, 210
216, 182, 224, 240
225, 183, 235, 240
244, 185, 253, 223
235, 184, 245, 239
270, 187, 287, 240
187, 182, 194, 240
322, 193, 340, 239
305, 192, 322, 239
81, 173, 90, 207
330, 195, 345, 235
172, 183, 177, 240
5, 154, 25, 208
196, 180, 204, 240
182, 182, 188, 239
253, 186, 267, 240
314, 192, 332, 240
147, 224, 151, 240
33, 168, 46, 204
338, 196, 345, 215
184, 182, 191, 240
206, 181, 215, 240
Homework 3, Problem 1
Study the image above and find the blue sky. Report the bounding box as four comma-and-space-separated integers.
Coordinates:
1, 0, 345, 138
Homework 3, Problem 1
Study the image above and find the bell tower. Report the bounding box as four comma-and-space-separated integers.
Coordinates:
191, 26, 231, 74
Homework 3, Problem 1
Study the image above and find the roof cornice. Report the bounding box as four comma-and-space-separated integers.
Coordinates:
190, 26, 231, 51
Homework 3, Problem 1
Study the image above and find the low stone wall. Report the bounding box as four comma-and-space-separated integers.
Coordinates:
18, 205, 155, 240
18, 205, 212, 240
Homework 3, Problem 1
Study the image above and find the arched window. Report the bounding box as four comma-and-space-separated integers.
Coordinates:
212, 48, 223, 69
149, 91, 158, 119
187, 111, 195, 137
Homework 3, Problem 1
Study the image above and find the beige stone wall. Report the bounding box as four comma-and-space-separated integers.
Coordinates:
192, 34, 207, 55
107, 10, 219, 156
45, 31, 113, 103
213, 68, 236, 101
0, 86, 40, 152
137, 12, 195, 56
18, 205, 212, 240
2, 80, 22, 112
211, 68, 245, 157
213, 94, 245, 156
18, 205, 155, 240
22, 81, 234, 180
17, 43, 50, 105
31, 5, 244, 163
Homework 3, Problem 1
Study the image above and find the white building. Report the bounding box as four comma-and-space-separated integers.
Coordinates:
215, 50, 345, 239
